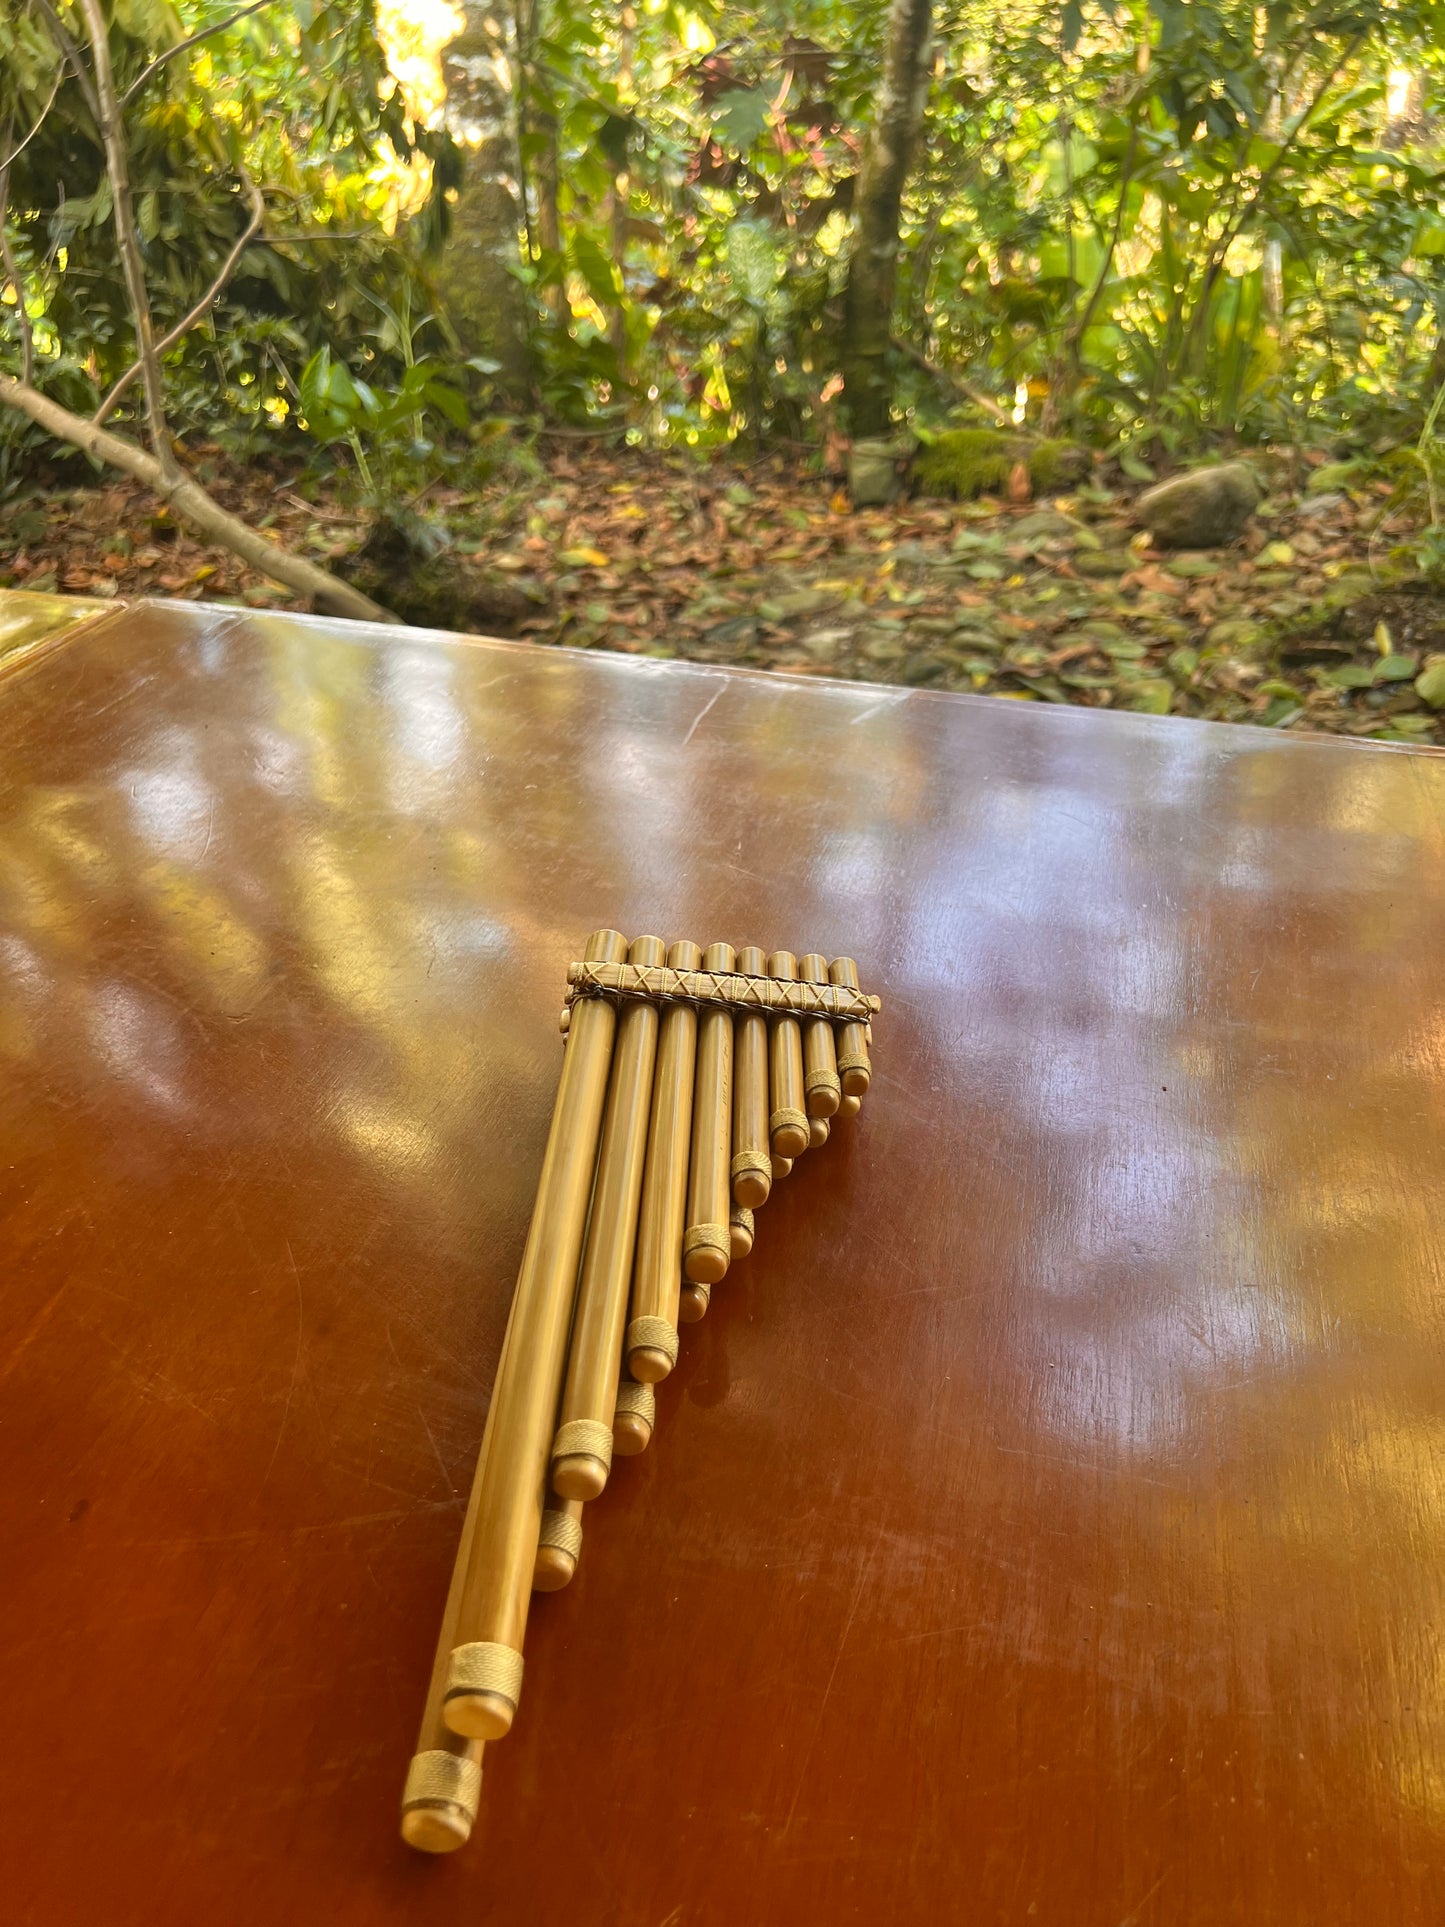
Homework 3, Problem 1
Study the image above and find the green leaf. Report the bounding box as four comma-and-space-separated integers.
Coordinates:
571, 232, 622, 308
711, 89, 771, 150
1373, 654, 1419, 684
1415, 660, 1445, 710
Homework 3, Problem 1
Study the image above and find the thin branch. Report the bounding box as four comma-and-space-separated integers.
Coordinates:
28, 0, 101, 123
0, 219, 36, 387
94, 174, 265, 425
76, 0, 176, 477
0, 130, 35, 385
120, 0, 277, 107
0, 371, 391, 621
1182, 34, 1364, 364
889, 331, 1012, 426
0, 69, 64, 171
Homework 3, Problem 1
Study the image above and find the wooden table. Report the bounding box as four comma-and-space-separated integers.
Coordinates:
2, 598, 1442, 1924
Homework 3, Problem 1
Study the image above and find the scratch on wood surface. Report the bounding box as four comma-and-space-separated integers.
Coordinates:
262, 1239, 306, 1485
680, 685, 723, 746
848, 692, 911, 726
781, 1516, 887, 1831
0, 1283, 68, 1390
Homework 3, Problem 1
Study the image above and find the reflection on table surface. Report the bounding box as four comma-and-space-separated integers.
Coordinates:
1, 599, 1443, 1925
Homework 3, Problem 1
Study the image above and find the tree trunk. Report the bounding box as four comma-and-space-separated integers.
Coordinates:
436, 2, 534, 401
841, 0, 933, 440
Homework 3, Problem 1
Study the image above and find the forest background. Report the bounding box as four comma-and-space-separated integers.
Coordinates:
4, 0, 1445, 741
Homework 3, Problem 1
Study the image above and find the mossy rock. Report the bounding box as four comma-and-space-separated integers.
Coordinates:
914, 430, 1089, 501
337, 509, 547, 636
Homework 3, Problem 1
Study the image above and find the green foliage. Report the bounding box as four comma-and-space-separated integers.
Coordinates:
6, 0, 1445, 469
0, 0, 456, 463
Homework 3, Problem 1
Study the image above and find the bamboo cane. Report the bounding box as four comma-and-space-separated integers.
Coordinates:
830, 956, 872, 1098
682, 940, 736, 1286
612, 1378, 655, 1456
551, 934, 667, 1501
729, 943, 772, 1208
442, 928, 629, 1742
799, 952, 842, 1119
767, 951, 809, 1159
729, 1204, 754, 1260
624, 938, 702, 1384
533, 1499, 584, 1593
400, 1312, 520, 1852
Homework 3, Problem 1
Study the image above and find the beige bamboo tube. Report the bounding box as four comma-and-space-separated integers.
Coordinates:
799, 952, 842, 1119
771, 1152, 793, 1181
730, 1204, 754, 1260
624, 939, 702, 1384
533, 1499, 584, 1593
442, 927, 628, 1743
730, 943, 772, 1208
830, 956, 872, 1097
679, 1280, 709, 1322
683, 940, 736, 1285
809, 1115, 830, 1150
401, 1311, 520, 1852
551, 934, 667, 1501
838, 1092, 862, 1121
768, 951, 809, 1159
612, 1378, 655, 1456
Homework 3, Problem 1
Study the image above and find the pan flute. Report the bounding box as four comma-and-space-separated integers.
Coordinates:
400, 931, 880, 1852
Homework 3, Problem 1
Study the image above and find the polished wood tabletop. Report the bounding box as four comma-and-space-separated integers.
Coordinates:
2, 599, 1443, 1923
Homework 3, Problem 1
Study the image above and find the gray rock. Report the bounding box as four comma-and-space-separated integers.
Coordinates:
849, 439, 905, 507
1137, 462, 1262, 549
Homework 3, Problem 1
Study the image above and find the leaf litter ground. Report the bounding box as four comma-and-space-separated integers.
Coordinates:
3, 448, 1441, 747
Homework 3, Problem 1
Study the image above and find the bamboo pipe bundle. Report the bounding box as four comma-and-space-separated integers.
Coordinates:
624, 939, 703, 1383
403, 933, 880, 1852
551, 934, 668, 1501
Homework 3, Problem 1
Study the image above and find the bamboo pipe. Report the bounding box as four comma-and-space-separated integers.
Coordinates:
808, 1116, 830, 1150
612, 1378, 655, 1456
679, 1280, 709, 1322
442, 927, 629, 1743
729, 1204, 754, 1260
799, 952, 841, 1118
837, 1092, 862, 1121
830, 956, 872, 1098
551, 934, 667, 1501
683, 940, 736, 1286
767, 951, 809, 1159
400, 1309, 521, 1852
624, 939, 702, 1383
730, 943, 771, 1208
771, 1152, 793, 1181
398, 1395, 504, 1842
533, 1499, 584, 1593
